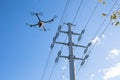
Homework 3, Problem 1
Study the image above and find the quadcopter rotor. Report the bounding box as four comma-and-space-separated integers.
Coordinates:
53, 15, 58, 19
31, 12, 43, 16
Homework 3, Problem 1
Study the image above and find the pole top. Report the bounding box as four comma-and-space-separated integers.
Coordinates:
64, 22, 76, 27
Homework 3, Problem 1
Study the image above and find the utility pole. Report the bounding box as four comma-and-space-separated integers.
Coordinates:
67, 23, 76, 80
51, 23, 92, 80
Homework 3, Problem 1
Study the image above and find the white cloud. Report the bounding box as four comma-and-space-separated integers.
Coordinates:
90, 74, 95, 80
62, 75, 65, 79
106, 49, 120, 60
103, 62, 120, 80
62, 64, 67, 70
102, 34, 105, 39
110, 49, 120, 56
92, 36, 101, 44
61, 60, 68, 70
98, 68, 102, 73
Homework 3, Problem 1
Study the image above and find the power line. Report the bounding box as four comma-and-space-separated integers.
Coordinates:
71, 0, 99, 73
77, 0, 119, 74
84, 2, 99, 29
72, 0, 84, 23
43, 0, 119, 80
58, 0, 73, 51
40, 0, 73, 80
40, 50, 53, 80
87, 0, 119, 56
48, 64, 56, 80
59, 60, 68, 80
55, 1, 87, 79
59, 0, 72, 24
73, 1, 99, 58
91, 0, 119, 41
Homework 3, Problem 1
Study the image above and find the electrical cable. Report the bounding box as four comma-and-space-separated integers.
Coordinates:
74, 1, 99, 51
40, 50, 53, 80
73, 1, 99, 73
44, 0, 73, 80
59, 0, 72, 25
91, 0, 119, 41
54, 1, 85, 80
58, 0, 72, 51
72, 0, 84, 23
40, 0, 72, 79
47, 0, 119, 79
77, 0, 119, 74
87, 0, 119, 58
48, 64, 56, 80
37, 0, 71, 78
59, 59, 68, 80
84, 2, 99, 29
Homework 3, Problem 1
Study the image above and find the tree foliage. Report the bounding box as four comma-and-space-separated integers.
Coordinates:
98, 0, 120, 26
111, 10, 120, 26
98, 0, 106, 5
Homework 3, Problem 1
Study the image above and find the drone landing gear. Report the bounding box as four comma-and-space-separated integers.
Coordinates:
39, 28, 51, 32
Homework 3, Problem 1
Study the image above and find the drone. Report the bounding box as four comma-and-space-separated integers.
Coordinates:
26, 12, 57, 31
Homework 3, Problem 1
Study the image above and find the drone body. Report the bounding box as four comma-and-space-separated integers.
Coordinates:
27, 12, 57, 31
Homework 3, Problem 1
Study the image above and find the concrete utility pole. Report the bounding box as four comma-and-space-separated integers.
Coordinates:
52, 23, 91, 80
67, 23, 76, 80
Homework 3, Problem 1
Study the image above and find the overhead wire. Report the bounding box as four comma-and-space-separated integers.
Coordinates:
51, 0, 86, 80
56, 0, 86, 80
40, 0, 72, 80
75, 0, 99, 50
56, 0, 120, 79
73, 1, 99, 73
40, 50, 53, 80
91, 0, 119, 41
87, 0, 119, 61
84, 2, 99, 29
77, 0, 119, 74
48, 64, 56, 80
56, 1, 99, 79
58, 0, 73, 51
59, 59, 68, 80
47, 0, 119, 79
58, 0, 88, 79
59, 0, 72, 24
72, 0, 84, 23
46, 0, 74, 80
80, 0, 119, 72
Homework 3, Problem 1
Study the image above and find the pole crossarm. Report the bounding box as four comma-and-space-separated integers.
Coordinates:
64, 22, 76, 26
72, 32, 81, 35
54, 41, 68, 45
59, 31, 68, 34
74, 57, 84, 60
54, 41, 87, 48
59, 55, 69, 59
60, 30, 81, 36
59, 55, 84, 60
74, 44, 87, 48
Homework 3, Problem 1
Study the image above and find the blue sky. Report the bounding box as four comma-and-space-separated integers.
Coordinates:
0, 0, 120, 80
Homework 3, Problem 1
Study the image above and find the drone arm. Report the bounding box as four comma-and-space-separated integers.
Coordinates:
36, 15, 41, 21
44, 19, 54, 23
26, 23, 38, 27
43, 16, 57, 23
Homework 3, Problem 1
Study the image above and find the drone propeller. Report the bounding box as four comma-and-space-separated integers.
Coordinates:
25, 23, 32, 27
49, 15, 57, 22
31, 12, 43, 16
25, 23, 29, 26
53, 15, 58, 19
